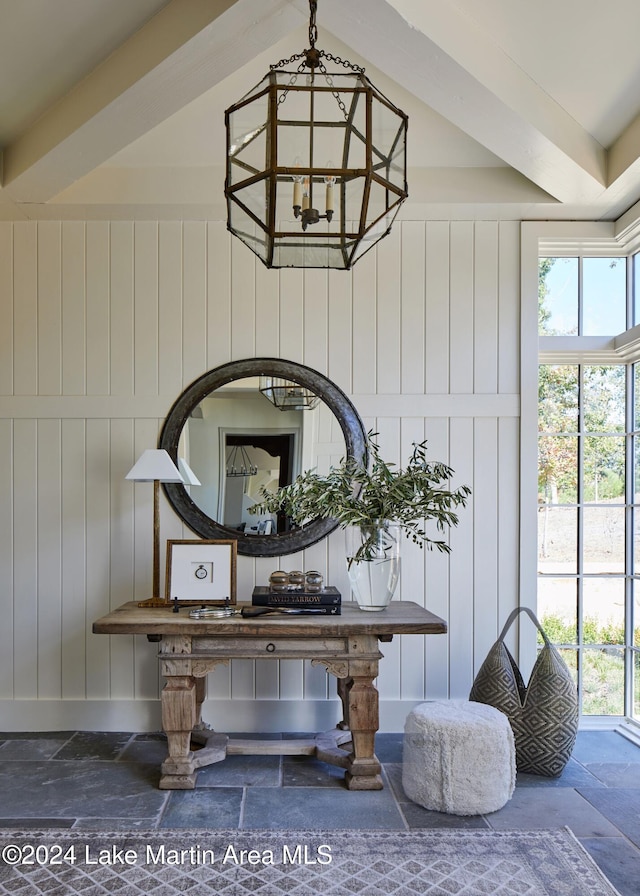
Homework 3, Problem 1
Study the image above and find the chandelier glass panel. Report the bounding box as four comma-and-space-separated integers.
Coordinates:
224, 1, 408, 270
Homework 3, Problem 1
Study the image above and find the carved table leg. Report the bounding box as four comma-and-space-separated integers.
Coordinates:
193, 674, 207, 729
160, 675, 197, 789
336, 676, 353, 731
343, 660, 383, 790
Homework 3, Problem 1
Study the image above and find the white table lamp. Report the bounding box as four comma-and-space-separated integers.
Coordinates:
177, 456, 201, 486
126, 449, 184, 607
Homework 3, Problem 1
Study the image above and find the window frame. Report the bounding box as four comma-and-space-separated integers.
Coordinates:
522, 222, 640, 733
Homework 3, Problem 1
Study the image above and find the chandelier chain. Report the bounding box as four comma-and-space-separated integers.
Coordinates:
270, 51, 307, 71
318, 59, 348, 120
321, 51, 365, 74
309, 0, 318, 48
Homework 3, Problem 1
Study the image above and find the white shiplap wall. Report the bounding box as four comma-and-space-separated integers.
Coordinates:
0, 219, 520, 732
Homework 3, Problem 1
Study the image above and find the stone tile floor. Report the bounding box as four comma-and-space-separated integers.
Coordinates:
0, 729, 639, 894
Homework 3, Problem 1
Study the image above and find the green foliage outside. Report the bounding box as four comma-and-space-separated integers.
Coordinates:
540, 612, 635, 715
537, 259, 626, 506
537, 259, 636, 717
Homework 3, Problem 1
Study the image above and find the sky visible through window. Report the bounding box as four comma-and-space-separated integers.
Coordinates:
540, 257, 627, 336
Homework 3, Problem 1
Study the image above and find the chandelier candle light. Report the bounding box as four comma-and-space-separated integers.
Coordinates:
224, 0, 408, 269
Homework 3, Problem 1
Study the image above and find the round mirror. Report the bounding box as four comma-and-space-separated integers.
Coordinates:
159, 358, 367, 556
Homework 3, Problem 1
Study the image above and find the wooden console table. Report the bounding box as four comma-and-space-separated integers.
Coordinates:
92, 600, 446, 791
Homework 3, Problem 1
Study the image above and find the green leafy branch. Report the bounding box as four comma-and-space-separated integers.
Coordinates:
249, 432, 471, 559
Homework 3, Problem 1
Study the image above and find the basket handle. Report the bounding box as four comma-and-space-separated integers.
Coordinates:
497, 606, 551, 647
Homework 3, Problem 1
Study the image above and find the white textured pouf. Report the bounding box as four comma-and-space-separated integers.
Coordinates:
402, 700, 516, 816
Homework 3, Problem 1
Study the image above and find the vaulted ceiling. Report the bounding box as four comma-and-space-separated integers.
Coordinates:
2, 0, 640, 227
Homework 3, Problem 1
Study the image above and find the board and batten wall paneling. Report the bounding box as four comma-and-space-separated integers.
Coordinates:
0, 224, 13, 394
37, 418, 62, 699
37, 222, 62, 397
86, 222, 110, 396
13, 223, 38, 396
0, 220, 521, 731
110, 222, 134, 397
0, 418, 13, 699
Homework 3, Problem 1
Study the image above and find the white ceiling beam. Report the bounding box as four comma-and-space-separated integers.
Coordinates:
1, 0, 306, 203
319, 0, 607, 204
605, 113, 640, 218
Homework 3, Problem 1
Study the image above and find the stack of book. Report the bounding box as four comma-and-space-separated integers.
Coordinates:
251, 585, 341, 615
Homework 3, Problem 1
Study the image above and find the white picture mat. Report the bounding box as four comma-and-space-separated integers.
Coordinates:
167, 542, 233, 603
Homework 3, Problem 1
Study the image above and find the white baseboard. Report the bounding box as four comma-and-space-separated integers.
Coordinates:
0, 699, 423, 734
0, 700, 164, 732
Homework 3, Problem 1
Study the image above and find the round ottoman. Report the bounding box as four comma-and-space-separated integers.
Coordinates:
402, 700, 516, 816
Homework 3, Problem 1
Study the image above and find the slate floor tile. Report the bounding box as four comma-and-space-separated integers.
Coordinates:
372, 733, 404, 764
515, 758, 605, 789
578, 787, 640, 847
73, 817, 173, 831
0, 732, 75, 740
572, 730, 640, 764
119, 733, 168, 765
0, 761, 167, 820
53, 731, 133, 761
0, 818, 76, 829
580, 835, 640, 896
242, 785, 406, 830
196, 754, 280, 787
0, 737, 73, 761
582, 762, 640, 788
282, 755, 346, 787
160, 788, 243, 829
400, 800, 491, 830
486, 786, 621, 837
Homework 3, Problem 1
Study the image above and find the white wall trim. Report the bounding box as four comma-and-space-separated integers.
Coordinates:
0, 699, 423, 734
0, 393, 521, 419
0, 700, 164, 733
519, 223, 541, 675
352, 394, 519, 417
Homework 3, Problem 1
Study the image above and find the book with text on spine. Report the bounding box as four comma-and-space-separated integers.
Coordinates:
252, 586, 341, 608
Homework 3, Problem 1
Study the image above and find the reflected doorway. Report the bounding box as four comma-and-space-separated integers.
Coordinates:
221, 432, 296, 534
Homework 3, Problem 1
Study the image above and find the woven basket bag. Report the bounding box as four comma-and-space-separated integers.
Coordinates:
469, 607, 578, 777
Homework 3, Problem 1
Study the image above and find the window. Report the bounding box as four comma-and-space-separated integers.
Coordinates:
538, 255, 640, 720
540, 256, 627, 336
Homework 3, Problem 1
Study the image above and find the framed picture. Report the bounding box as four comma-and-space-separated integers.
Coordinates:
165, 539, 237, 606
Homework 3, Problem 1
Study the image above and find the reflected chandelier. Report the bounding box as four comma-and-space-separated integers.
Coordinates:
224, 0, 408, 270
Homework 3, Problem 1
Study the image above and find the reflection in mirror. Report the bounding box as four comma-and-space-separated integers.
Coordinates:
160, 359, 367, 557
223, 433, 293, 533
179, 376, 326, 533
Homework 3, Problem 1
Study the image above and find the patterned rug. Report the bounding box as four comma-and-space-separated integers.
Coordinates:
0, 828, 619, 895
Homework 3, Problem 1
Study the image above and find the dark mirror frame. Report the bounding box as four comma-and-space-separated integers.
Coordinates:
159, 358, 367, 557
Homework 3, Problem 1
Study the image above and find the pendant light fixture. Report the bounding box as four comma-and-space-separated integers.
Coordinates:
259, 375, 321, 411
226, 444, 258, 478
224, 0, 408, 269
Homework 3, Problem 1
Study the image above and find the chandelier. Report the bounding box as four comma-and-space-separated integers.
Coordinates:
259, 376, 320, 411
226, 444, 258, 478
224, 0, 408, 270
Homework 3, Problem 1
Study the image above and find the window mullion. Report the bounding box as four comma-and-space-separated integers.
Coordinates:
626, 363, 635, 717
577, 365, 584, 705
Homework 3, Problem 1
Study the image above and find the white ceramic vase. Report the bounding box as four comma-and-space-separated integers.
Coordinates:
345, 520, 401, 611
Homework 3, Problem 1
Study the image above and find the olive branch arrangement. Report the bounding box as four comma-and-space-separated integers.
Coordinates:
250, 432, 471, 562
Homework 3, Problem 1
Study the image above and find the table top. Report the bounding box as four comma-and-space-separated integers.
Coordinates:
93, 601, 447, 638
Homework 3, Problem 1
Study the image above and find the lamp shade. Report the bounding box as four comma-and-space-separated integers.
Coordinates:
125, 449, 184, 483
178, 456, 201, 486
